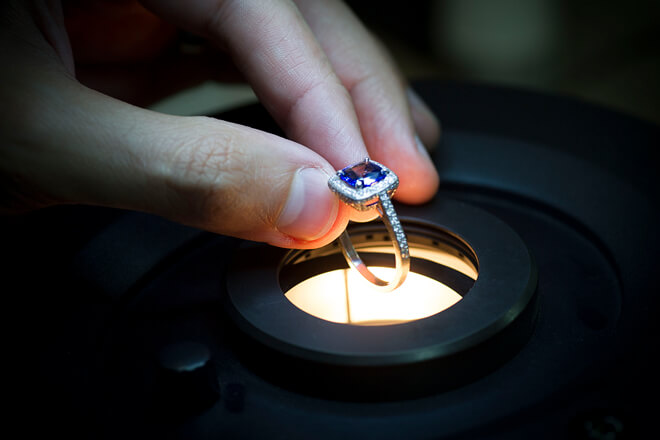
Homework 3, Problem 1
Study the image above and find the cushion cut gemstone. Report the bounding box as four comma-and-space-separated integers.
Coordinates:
339, 160, 387, 188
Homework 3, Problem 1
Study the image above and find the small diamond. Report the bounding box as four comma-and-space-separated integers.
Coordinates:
339, 159, 387, 188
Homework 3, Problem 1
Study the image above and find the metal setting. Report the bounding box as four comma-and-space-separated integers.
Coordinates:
329, 159, 409, 291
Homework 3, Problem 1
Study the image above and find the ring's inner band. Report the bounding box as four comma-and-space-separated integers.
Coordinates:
279, 221, 479, 326
280, 222, 478, 278
340, 191, 410, 291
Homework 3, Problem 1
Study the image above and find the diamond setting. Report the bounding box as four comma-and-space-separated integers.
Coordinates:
328, 158, 398, 211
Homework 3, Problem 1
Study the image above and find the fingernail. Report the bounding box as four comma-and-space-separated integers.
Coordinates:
277, 167, 338, 241
407, 87, 441, 151
407, 88, 438, 125
415, 134, 432, 161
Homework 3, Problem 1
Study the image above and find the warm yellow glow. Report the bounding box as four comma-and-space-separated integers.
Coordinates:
285, 267, 463, 326
365, 245, 478, 280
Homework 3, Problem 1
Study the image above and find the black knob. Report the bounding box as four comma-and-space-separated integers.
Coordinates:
155, 341, 219, 414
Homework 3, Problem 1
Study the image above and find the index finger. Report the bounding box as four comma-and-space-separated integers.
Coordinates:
293, 0, 440, 204
140, 0, 368, 169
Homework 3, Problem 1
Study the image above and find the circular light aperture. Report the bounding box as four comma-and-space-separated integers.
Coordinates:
284, 238, 476, 325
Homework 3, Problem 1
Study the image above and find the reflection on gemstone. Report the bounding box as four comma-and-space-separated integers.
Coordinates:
340, 159, 387, 188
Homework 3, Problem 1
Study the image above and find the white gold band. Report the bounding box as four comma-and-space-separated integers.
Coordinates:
338, 191, 410, 291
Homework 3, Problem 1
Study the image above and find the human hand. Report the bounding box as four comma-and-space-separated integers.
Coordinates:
0, 0, 439, 249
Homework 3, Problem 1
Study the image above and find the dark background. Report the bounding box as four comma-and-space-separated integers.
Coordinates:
348, 0, 660, 126
4, 2, 659, 438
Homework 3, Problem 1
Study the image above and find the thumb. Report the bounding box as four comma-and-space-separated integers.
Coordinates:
2, 77, 347, 249
154, 115, 348, 248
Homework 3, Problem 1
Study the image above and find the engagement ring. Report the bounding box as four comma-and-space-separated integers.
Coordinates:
328, 158, 410, 291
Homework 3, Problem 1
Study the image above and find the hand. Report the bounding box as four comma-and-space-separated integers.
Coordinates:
0, 0, 439, 249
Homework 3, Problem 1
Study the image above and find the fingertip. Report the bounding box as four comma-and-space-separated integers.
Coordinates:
310, 201, 351, 247
407, 87, 441, 150
276, 167, 338, 242
370, 130, 440, 206
391, 136, 440, 205
273, 199, 350, 249
395, 163, 440, 205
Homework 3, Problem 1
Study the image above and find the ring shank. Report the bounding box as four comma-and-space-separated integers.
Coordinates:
338, 191, 410, 291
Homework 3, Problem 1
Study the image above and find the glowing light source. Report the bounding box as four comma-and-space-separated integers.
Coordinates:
285, 266, 464, 326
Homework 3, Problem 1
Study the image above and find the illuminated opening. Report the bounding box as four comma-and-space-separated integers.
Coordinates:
280, 223, 478, 326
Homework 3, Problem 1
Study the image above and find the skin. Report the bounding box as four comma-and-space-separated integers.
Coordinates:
0, 0, 440, 249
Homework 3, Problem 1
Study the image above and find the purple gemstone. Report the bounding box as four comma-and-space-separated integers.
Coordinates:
339, 160, 387, 188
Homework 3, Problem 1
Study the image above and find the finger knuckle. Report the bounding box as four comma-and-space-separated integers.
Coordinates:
164, 117, 243, 223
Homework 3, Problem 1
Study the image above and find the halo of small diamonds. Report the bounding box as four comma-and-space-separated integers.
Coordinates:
328, 158, 399, 211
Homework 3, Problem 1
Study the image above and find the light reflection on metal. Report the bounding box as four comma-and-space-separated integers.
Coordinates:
366, 245, 478, 280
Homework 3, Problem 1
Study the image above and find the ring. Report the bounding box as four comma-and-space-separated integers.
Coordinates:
328, 158, 410, 291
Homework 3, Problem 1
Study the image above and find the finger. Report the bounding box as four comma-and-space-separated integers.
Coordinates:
407, 87, 441, 151
2, 1, 350, 249
293, 0, 440, 204
140, 0, 368, 169
1, 71, 348, 249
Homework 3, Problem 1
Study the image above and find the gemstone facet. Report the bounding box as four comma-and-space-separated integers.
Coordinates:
339, 159, 387, 188
328, 158, 398, 211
